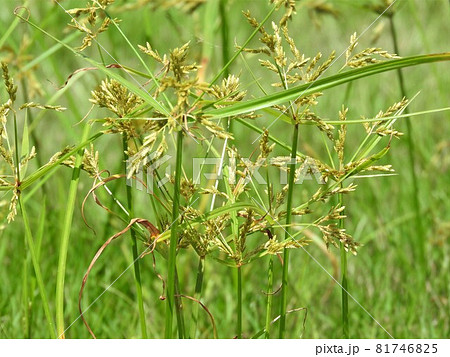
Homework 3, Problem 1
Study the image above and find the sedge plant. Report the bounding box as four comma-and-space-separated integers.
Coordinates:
1, 0, 448, 339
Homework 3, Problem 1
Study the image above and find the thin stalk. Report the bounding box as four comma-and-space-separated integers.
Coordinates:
19, 196, 56, 338
339, 189, 349, 338
339, 83, 350, 338
264, 170, 274, 339
22, 201, 46, 338
21, 245, 30, 338
29, 199, 47, 336
123, 135, 148, 339
237, 266, 243, 339
189, 256, 205, 338
224, 167, 242, 339
219, 0, 230, 79
13, 111, 55, 338
13, 109, 31, 338
388, 16, 426, 268
164, 130, 184, 338
277, 62, 299, 339
219, 0, 233, 135
264, 254, 274, 339
55, 123, 90, 338
174, 269, 186, 339
279, 123, 299, 338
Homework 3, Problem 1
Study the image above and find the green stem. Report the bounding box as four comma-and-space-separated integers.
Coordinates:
279, 123, 299, 338
224, 166, 242, 339
14, 110, 31, 338
19, 196, 56, 338
219, 0, 230, 78
55, 123, 90, 338
174, 269, 186, 339
21, 245, 30, 338
264, 254, 274, 339
388, 16, 426, 268
164, 130, 184, 338
123, 135, 148, 339
219, 0, 233, 134
237, 265, 242, 339
29, 199, 47, 337
264, 169, 274, 339
189, 256, 205, 338
339, 190, 349, 338
13, 110, 55, 338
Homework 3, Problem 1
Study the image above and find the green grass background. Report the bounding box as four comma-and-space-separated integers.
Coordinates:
0, 0, 448, 338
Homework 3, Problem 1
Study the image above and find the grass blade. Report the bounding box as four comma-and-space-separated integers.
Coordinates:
17, 132, 103, 192
19, 196, 56, 338
164, 130, 184, 338
279, 123, 299, 338
388, 16, 426, 269
339, 190, 349, 338
123, 135, 148, 339
55, 123, 91, 338
189, 256, 205, 338
203, 53, 450, 119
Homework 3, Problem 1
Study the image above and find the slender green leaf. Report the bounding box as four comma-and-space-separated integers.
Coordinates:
203, 53, 450, 119
18, 132, 103, 191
